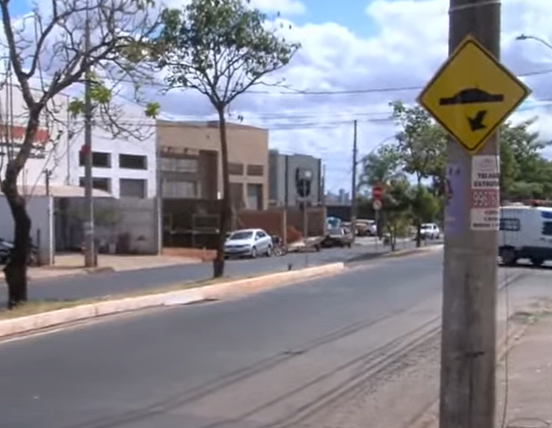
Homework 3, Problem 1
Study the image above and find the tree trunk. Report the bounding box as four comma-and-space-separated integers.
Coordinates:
1, 112, 41, 308
3, 190, 31, 308
415, 178, 422, 248
213, 106, 231, 278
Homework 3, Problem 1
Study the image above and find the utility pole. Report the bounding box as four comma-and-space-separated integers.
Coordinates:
83, 9, 96, 268
350, 120, 358, 242
439, 1, 501, 428
44, 170, 51, 196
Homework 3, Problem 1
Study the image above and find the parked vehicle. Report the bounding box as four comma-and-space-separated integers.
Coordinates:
224, 228, 273, 258
271, 235, 287, 256
0, 237, 38, 266
499, 205, 552, 267
322, 227, 354, 248
420, 223, 440, 240
356, 220, 377, 237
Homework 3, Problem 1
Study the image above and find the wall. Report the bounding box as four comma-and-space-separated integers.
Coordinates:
0, 84, 70, 190
55, 197, 160, 254
237, 209, 286, 239
157, 120, 269, 209
286, 206, 327, 237
0, 195, 54, 265
69, 103, 157, 198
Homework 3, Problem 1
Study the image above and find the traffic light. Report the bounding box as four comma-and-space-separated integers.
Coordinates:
295, 168, 313, 198
297, 178, 311, 198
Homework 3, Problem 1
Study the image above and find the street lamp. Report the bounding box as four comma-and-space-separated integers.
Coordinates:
516, 34, 552, 51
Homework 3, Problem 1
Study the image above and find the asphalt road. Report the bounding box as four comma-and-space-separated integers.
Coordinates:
0, 249, 455, 428
0, 239, 422, 304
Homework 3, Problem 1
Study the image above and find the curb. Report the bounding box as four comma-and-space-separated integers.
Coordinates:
381, 244, 443, 259
0, 262, 345, 339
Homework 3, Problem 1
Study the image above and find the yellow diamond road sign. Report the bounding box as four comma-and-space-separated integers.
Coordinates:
418, 35, 531, 154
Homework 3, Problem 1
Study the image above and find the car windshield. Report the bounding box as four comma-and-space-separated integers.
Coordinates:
421, 224, 433, 229
229, 231, 254, 240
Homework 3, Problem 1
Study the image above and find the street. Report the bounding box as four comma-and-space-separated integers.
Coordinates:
0, 239, 419, 304
1, 249, 547, 428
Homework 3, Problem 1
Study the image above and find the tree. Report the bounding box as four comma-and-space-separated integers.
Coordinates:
499, 119, 552, 201
410, 185, 440, 229
381, 178, 411, 251
358, 144, 404, 188
389, 101, 446, 247
0, 0, 160, 308
154, 0, 299, 278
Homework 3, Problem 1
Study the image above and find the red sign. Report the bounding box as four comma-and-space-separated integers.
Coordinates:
0, 124, 50, 143
372, 184, 383, 200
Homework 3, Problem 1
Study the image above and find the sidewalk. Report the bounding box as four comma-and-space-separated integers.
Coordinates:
496, 303, 552, 428
0, 253, 202, 282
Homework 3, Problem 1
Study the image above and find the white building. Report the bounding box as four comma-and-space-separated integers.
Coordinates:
0, 84, 157, 199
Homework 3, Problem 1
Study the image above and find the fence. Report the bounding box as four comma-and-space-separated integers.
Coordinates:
55, 197, 160, 255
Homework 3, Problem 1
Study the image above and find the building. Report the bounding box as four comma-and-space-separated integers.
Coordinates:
0, 84, 157, 199
0, 83, 71, 192
156, 120, 269, 210
325, 189, 351, 205
69, 103, 157, 199
268, 150, 323, 207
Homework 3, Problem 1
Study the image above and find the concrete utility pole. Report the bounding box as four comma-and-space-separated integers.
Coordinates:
350, 120, 358, 241
440, 1, 500, 428
83, 10, 96, 268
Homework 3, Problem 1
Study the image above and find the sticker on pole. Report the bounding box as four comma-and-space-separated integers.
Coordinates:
470, 155, 500, 230
417, 35, 531, 155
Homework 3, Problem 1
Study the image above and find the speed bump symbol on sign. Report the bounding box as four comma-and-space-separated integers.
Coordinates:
417, 35, 531, 154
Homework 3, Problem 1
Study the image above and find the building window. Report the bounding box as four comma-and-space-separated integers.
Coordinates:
542, 222, 552, 236
247, 164, 264, 176
499, 218, 521, 232
79, 177, 111, 193
229, 163, 244, 176
79, 151, 111, 168
119, 154, 147, 170
247, 183, 262, 210
120, 178, 147, 198
160, 157, 198, 173
162, 180, 199, 198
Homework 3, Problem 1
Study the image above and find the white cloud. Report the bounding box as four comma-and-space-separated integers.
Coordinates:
9, 0, 552, 191
250, 0, 306, 15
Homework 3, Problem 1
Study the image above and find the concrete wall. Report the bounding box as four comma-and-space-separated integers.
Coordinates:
55, 197, 160, 254
157, 120, 269, 209
269, 151, 322, 207
0, 195, 54, 265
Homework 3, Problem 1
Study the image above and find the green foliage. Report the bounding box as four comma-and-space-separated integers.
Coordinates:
410, 186, 440, 224
500, 119, 552, 201
381, 179, 412, 250
389, 101, 447, 184
358, 144, 404, 189
154, 0, 300, 107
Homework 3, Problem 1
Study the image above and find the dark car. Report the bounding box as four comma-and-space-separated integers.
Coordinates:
0, 237, 38, 265
322, 227, 354, 248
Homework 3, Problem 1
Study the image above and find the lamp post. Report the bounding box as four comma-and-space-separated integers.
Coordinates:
516, 34, 552, 51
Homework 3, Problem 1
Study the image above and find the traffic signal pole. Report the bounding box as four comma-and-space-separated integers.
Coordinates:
439, 1, 501, 427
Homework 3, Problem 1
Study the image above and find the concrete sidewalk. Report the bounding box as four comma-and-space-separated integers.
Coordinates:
1, 253, 201, 282
496, 304, 552, 428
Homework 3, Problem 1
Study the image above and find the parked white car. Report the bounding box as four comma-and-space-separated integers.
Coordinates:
420, 223, 440, 240
224, 228, 273, 258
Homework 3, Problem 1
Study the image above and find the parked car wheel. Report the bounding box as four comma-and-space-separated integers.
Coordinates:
250, 246, 257, 259
499, 247, 517, 266
266, 246, 272, 257
531, 257, 544, 267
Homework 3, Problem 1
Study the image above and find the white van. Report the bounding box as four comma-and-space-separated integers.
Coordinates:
498, 205, 552, 266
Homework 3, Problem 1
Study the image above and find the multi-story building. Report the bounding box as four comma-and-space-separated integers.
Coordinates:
268, 150, 323, 207
156, 120, 269, 210
0, 84, 157, 199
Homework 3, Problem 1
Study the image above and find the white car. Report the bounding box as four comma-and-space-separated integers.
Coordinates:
224, 228, 273, 258
420, 223, 440, 240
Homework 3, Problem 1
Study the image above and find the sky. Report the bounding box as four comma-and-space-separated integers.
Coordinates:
8, 0, 552, 192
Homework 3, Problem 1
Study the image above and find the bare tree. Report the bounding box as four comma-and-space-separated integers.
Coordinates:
0, 0, 161, 308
